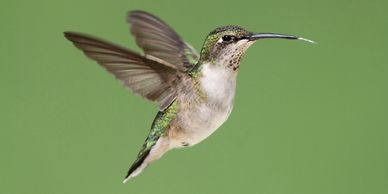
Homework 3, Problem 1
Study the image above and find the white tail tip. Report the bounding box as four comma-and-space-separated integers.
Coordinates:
123, 178, 130, 184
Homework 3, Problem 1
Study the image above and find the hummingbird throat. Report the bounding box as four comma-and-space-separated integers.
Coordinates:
211, 40, 254, 71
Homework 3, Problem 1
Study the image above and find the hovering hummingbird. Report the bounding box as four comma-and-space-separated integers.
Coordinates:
64, 10, 314, 183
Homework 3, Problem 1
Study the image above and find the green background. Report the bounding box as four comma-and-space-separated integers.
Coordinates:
1, 0, 387, 193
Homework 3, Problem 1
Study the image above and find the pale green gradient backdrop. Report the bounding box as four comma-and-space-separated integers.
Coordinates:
1, 0, 388, 194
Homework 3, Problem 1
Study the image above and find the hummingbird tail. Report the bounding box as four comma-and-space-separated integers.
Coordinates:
123, 137, 170, 183
123, 150, 150, 183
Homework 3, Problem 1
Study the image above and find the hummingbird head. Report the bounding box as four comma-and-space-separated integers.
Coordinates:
199, 25, 314, 71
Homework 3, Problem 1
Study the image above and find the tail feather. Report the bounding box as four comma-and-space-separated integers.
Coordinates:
123, 150, 150, 183
123, 136, 171, 183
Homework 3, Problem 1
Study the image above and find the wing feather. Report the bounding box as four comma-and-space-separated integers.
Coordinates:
127, 10, 199, 71
64, 32, 177, 110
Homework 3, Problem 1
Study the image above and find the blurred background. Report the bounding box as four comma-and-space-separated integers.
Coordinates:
1, 0, 387, 194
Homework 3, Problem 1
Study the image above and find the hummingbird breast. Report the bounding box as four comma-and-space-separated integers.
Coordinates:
169, 63, 237, 148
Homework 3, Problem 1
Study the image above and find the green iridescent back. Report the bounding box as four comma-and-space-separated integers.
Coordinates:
137, 100, 178, 157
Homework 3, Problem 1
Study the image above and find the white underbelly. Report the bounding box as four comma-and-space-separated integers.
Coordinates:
172, 63, 236, 147
178, 102, 233, 146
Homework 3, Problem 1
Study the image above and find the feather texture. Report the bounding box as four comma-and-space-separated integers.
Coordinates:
64, 32, 177, 110
128, 10, 199, 71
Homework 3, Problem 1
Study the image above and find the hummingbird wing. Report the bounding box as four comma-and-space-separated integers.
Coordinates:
127, 10, 199, 71
64, 32, 177, 110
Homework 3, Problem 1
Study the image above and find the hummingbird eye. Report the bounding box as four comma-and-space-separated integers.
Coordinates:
222, 35, 235, 42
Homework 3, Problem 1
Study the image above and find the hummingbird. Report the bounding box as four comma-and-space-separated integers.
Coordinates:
64, 10, 314, 183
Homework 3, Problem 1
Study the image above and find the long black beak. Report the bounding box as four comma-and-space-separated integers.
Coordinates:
244, 33, 315, 44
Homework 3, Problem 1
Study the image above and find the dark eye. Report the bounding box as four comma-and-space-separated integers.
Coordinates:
222, 35, 234, 42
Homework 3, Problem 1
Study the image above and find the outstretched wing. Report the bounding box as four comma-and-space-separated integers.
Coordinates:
127, 10, 199, 71
64, 32, 177, 110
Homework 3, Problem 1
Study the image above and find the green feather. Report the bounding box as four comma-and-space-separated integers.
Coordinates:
138, 100, 178, 156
